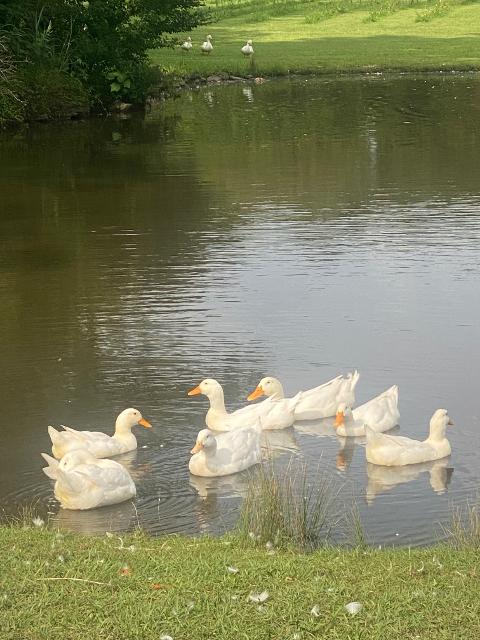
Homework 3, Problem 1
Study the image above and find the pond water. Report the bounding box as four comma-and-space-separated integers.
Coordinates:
1, 74, 479, 546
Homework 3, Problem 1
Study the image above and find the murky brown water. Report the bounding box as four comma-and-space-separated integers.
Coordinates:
1, 74, 480, 545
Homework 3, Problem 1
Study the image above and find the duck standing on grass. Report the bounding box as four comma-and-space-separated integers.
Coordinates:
41, 449, 136, 510
241, 39, 254, 56
181, 36, 192, 52
48, 408, 152, 459
201, 35, 213, 54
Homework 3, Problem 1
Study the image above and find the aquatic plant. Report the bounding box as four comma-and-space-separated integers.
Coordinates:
237, 459, 340, 549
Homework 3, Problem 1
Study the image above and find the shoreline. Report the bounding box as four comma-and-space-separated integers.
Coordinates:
3, 66, 479, 128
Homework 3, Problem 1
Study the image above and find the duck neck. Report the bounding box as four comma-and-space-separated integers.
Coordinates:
113, 418, 137, 445
205, 388, 229, 427
268, 381, 285, 400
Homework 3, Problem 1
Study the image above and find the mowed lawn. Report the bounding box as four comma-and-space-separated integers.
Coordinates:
152, 1, 480, 76
2, 525, 480, 639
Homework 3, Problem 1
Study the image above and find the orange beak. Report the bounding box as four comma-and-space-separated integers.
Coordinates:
191, 442, 204, 454
247, 385, 264, 401
334, 411, 344, 427
188, 385, 202, 396
138, 418, 152, 429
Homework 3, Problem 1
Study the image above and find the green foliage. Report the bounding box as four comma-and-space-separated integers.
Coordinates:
19, 63, 88, 120
0, 0, 206, 121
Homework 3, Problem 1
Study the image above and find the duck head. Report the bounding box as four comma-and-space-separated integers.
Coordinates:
428, 409, 453, 440
334, 403, 353, 427
59, 448, 97, 470
188, 378, 224, 401
115, 408, 152, 434
191, 428, 217, 454
247, 39, 253, 45
248, 377, 284, 401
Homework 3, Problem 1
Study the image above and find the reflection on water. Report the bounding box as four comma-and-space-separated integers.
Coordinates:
1, 74, 480, 545
366, 458, 454, 505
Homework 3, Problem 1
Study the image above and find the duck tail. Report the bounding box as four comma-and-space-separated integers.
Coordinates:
41, 452, 59, 480
390, 384, 399, 405
349, 370, 360, 391
47, 425, 60, 444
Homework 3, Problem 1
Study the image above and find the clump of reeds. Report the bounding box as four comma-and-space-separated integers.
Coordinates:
237, 458, 341, 550
443, 501, 480, 549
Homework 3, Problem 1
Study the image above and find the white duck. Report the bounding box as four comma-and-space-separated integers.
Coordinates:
247, 371, 360, 421
48, 408, 152, 460
188, 379, 300, 431
189, 423, 261, 477
201, 35, 213, 54
241, 40, 254, 56
41, 449, 136, 510
181, 36, 192, 52
366, 409, 453, 466
334, 385, 399, 437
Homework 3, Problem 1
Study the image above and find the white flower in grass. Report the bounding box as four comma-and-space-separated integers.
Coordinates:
310, 604, 321, 617
248, 591, 269, 603
227, 566, 239, 574
345, 601, 363, 615
57, 555, 64, 563
265, 541, 273, 550
160, 635, 173, 640
32, 517, 44, 528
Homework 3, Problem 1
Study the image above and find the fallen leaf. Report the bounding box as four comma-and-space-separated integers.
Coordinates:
248, 591, 269, 603
119, 566, 131, 576
150, 583, 170, 590
345, 601, 363, 615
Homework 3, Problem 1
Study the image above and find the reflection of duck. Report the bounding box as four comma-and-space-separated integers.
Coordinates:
188, 379, 300, 431
293, 417, 334, 438
366, 458, 453, 504
261, 427, 299, 457
335, 436, 358, 472
189, 469, 252, 499
48, 408, 152, 459
366, 409, 453, 466
335, 386, 399, 437
52, 500, 137, 534
248, 372, 360, 421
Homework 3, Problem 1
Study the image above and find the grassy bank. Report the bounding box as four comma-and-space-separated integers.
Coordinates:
1, 524, 480, 639
154, 0, 480, 77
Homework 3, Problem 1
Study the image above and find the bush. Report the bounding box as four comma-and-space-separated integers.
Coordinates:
19, 62, 89, 120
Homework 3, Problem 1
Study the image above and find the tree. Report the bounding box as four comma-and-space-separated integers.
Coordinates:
0, 0, 206, 111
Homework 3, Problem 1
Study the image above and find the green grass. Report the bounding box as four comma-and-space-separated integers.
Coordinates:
152, 0, 480, 77
2, 523, 480, 639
